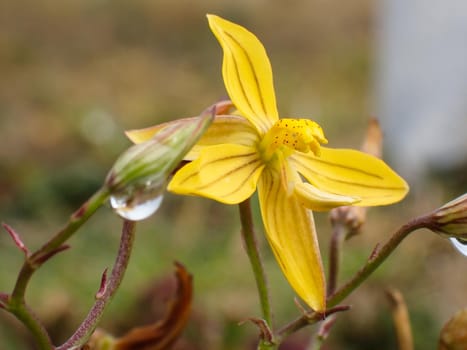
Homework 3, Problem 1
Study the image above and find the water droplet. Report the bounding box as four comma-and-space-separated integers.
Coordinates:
110, 182, 165, 221
450, 237, 467, 257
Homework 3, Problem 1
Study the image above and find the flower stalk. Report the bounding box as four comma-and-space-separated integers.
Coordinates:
327, 214, 431, 307
3, 187, 110, 349
7, 302, 53, 350
57, 220, 137, 350
10, 186, 110, 303
327, 222, 346, 296
276, 305, 350, 344
238, 199, 276, 349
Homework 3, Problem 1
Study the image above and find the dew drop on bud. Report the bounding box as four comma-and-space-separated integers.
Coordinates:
110, 182, 165, 221
449, 237, 467, 257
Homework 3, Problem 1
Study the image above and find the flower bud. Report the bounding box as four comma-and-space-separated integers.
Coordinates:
105, 108, 214, 220
429, 193, 467, 240
329, 206, 366, 238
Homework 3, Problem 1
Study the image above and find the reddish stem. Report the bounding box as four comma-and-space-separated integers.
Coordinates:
57, 220, 137, 350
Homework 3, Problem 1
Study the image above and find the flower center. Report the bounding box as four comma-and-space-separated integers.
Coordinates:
260, 118, 328, 162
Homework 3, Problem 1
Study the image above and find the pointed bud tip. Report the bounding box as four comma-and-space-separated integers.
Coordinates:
2, 223, 29, 255
95, 268, 108, 299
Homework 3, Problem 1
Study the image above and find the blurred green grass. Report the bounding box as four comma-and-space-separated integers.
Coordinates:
0, 1, 465, 349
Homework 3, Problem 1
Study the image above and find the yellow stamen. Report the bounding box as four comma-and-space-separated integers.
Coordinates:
260, 118, 328, 161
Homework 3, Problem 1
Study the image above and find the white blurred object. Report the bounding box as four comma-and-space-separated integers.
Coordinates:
377, 0, 467, 182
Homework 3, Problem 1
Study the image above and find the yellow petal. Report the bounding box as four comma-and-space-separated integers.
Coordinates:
126, 115, 260, 160
290, 148, 409, 206
188, 115, 260, 160
207, 14, 279, 134
295, 182, 360, 211
168, 144, 264, 204
257, 166, 326, 311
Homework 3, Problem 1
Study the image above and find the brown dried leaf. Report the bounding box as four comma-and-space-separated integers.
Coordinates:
114, 262, 193, 350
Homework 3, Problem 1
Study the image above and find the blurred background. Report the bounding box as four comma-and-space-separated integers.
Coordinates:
0, 0, 465, 349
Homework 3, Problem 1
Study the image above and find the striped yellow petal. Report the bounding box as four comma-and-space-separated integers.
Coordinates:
187, 115, 260, 160
207, 14, 279, 134
294, 182, 360, 211
290, 148, 409, 206
126, 115, 260, 160
257, 166, 326, 312
168, 144, 264, 204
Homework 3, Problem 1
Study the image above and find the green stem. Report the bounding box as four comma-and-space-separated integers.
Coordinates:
11, 187, 109, 302
6, 186, 109, 349
238, 199, 275, 348
8, 302, 53, 350
327, 215, 430, 307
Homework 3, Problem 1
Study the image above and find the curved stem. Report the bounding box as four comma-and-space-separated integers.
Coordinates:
57, 220, 137, 350
238, 199, 275, 348
5, 187, 109, 349
8, 302, 53, 350
272, 214, 430, 343
275, 305, 349, 343
11, 187, 110, 302
327, 214, 430, 307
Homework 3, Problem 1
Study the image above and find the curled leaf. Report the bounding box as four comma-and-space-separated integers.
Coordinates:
114, 262, 193, 350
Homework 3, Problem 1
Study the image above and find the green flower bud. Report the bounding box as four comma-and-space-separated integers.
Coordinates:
105, 108, 214, 220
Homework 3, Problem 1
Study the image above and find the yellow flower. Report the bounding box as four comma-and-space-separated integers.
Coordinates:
126, 15, 409, 311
